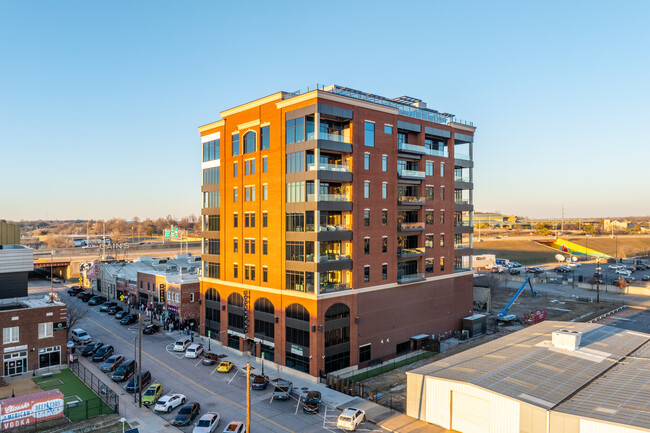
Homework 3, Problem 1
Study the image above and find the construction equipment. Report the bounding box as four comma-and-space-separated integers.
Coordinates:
498, 277, 537, 322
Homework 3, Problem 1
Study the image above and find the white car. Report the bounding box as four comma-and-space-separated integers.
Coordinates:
154, 393, 186, 413
337, 408, 366, 431
222, 421, 245, 433
609, 265, 621, 270
185, 343, 204, 359
71, 329, 92, 345
173, 338, 191, 352
193, 412, 220, 433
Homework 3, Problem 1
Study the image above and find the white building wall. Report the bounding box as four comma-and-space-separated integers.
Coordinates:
0, 246, 33, 273
580, 419, 646, 433
425, 377, 520, 433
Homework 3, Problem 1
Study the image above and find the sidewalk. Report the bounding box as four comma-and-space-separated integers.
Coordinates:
77, 356, 182, 433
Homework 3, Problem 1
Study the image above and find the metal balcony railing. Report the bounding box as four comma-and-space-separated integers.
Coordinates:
454, 153, 471, 161
397, 168, 426, 179
398, 142, 449, 157
454, 199, 471, 205
454, 243, 471, 249
397, 273, 425, 283
398, 196, 426, 205
319, 283, 350, 294
307, 163, 351, 172
319, 254, 351, 263
320, 225, 351, 232
397, 247, 425, 258
454, 176, 471, 183
398, 222, 425, 231
307, 193, 350, 202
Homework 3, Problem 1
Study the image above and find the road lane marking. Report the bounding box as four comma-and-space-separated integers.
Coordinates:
228, 370, 238, 384
194, 358, 203, 367
210, 366, 219, 376
323, 406, 327, 428
87, 317, 295, 433
295, 395, 301, 415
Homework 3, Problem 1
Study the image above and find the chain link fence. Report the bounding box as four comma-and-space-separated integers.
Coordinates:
69, 362, 119, 413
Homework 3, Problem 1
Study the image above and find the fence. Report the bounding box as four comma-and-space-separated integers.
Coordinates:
345, 350, 435, 382
69, 361, 119, 413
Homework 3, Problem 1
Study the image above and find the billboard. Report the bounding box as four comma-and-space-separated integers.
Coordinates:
0, 389, 65, 430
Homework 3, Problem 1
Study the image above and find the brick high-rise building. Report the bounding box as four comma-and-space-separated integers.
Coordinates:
198, 85, 475, 378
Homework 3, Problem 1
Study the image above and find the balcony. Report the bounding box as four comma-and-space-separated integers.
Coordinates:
454, 176, 471, 183
454, 153, 473, 168
308, 163, 350, 173
397, 272, 426, 284
454, 243, 471, 249
397, 247, 425, 258
398, 196, 426, 206
398, 143, 448, 157
455, 153, 471, 161
398, 222, 425, 232
397, 168, 426, 180
319, 282, 351, 294
454, 199, 471, 205
307, 193, 350, 202
454, 221, 472, 227
319, 254, 351, 263
318, 254, 353, 272
306, 132, 350, 143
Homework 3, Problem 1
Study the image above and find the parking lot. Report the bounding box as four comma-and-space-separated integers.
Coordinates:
62, 289, 387, 433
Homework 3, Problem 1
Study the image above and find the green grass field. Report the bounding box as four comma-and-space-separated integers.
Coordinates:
34, 368, 112, 421
474, 239, 559, 265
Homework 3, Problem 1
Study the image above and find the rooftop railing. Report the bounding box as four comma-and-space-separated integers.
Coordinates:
397, 272, 425, 284
319, 282, 350, 294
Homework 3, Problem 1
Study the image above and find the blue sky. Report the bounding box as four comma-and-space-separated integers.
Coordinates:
1, 1, 649, 220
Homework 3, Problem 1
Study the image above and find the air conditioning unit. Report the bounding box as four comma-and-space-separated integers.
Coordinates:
552, 329, 582, 351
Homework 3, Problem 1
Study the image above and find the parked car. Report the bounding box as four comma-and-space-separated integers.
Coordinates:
217, 361, 234, 373
554, 266, 571, 273
92, 345, 114, 362
141, 383, 164, 406
143, 324, 160, 335
594, 271, 604, 278
120, 314, 138, 325
154, 393, 186, 413
108, 305, 123, 315
193, 412, 220, 433
508, 268, 521, 275
272, 380, 293, 400
52, 277, 62, 283
221, 421, 245, 433
642, 275, 650, 282
115, 310, 128, 319
71, 329, 92, 345
125, 370, 152, 393
303, 390, 321, 414
100, 302, 118, 312
251, 374, 269, 390
172, 402, 201, 427
101, 355, 125, 372
185, 344, 204, 359
88, 296, 107, 306
112, 359, 137, 382
173, 338, 191, 352
526, 267, 544, 274
81, 341, 103, 357
81, 293, 94, 302
76, 291, 86, 299
202, 353, 219, 366
337, 408, 366, 431
68, 287, 83, 296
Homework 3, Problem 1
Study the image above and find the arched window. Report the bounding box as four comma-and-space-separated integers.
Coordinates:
228, 293, 243, 307
243, 132, 256, 154
286, 303, 309, 321
227, 293, 245, 334
324, 303, 350, 373
204, 289, 220, 337
254, 298, 274, 314
254, 298, 275, 345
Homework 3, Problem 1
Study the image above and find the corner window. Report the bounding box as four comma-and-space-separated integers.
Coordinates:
261, 126, 270, 150
243, 132, 256, 154
232, 134, 239, 156
202, 139, 220, 162
286, 118, 305, 144
364, 121, 375, 147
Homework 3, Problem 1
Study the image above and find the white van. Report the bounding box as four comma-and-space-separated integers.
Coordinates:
185, 343, 204, 359
173, 337, 191, 352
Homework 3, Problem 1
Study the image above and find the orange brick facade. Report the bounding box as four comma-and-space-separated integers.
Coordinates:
199, 86, 475, 377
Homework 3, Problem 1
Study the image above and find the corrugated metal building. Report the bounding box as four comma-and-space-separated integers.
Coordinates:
406, 321, 650, 433
0, 221, 20, 246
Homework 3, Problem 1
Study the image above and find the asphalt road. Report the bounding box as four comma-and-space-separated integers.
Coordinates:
56, 288, 386, 433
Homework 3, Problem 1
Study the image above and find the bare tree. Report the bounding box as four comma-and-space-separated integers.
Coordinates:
66, 302, 87, 333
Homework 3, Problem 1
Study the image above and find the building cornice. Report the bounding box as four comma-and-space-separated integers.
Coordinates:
450, 122, 476, 133
220, 92, 285, 118
198, 120, 224, 133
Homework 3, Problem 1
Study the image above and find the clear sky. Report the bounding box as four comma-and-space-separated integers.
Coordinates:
1, 1, 649, 221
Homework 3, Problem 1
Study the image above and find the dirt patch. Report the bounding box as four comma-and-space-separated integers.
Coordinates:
0, 378, 42, 399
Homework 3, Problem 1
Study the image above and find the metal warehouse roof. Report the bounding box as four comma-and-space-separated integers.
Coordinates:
555, 338, 650, 429
410, 321, 650, 410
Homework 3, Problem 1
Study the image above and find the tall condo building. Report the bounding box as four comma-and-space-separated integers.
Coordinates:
198, 85, 475, 378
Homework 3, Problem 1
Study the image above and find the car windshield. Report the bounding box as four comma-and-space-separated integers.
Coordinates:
144, 388, 156, 396
253, 377, 265, 383
339, 416, 352, 422
197, 419, 211, 427
79, 331, 88, 337
226, 425, 240, 431
179, 406, 192, 414
115, 365, 127, 373
276, 386, 289, 392
175, 341, 186, 346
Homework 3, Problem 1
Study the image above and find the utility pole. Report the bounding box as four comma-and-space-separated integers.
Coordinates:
596, 258, 601, 304
246, 362, 251, 433
138, 313, 142, 407
133, 336, 137, 404
49, 250, 54, 303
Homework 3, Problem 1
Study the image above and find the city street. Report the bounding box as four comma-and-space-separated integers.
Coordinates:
58, 287, 388, 433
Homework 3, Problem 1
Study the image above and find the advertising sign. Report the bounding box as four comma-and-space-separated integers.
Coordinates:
0, 390, 64, 430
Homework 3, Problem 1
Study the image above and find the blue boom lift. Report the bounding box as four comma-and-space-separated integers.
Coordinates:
497, 277, 537, 322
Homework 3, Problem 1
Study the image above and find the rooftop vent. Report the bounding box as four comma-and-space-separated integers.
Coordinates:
552, 329, 582, 351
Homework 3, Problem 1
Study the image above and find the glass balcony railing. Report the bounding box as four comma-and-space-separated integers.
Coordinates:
398, 196, 426, 205
398, 142, 449, 158
397, 247, 425, 258
454, 221, 472, 227
455, 199, 471, 205
307, 193, 350, 202
397, 272, 425, 283
319, 254, 351, 263
307, 163, 351, 172
454, 176, 471, 183
398, 222, 425, 231
454, 243, 471, 249
307, 131, 350, 143
320, 224, 351, 232
397, 168, 426, 179
319, 282, 350, 294
454, 153, 471, 161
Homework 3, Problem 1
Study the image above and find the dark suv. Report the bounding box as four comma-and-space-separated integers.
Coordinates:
99, 302, 117, 312
92, 345, 114, 362
88, 296, 107, 306
81, 341, 103, 357
125, 370, 151, 393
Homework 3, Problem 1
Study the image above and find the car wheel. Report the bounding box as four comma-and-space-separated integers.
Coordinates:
362, 415, 366, 422
167, 406, 171, 413
182, 398, 186, 404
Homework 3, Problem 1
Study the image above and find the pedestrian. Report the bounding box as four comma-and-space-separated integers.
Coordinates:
170, 322, 174, 332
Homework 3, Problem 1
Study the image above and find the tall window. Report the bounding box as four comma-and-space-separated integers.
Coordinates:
233, 162, 238, 178
262, 156, 268, 173
382, 155, 387, 172
440, 186, 445, 200
440, 210, 445, 224
261, 126, 270, 150
244, 132, 256, 154
364, 238, 370, 254
364, 153, 370, 170
263, 184, 268, 200
364, 121, 375, 147
286, 151, 305, 173
263, 240, 268, 255
382, 264, 387, 280
382, 210, 387, 225
425, 235, 434, 249
425, 259, 434, 274
364, 181, 370, 199
233, 213, 238, 228
202, 139, 220, 162
382, 237, 388, 253
440, 257, 445, 272
245, 159, 255, 175
425, 186, 434, 201
233, 264, 238, 278
426, 210, 434, 224
364, 266, 370, 282
233, 238, 238, 253
233, 187, 238, 203
440, 162, 445, 177
364, 209, 370, 227
382, 182, 387, 199
263, 212, 268, 228
440, 233, 445, 247
286, 118, 305, 144
262, 266, 268, 283
203, 167, 220, 184
232, 134, 239, 156
425, 161, 434, 176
